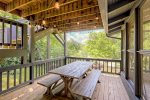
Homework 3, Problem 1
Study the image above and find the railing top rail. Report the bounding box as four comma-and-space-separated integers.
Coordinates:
0, 57, 65, 72
0, 16, 26, 26
66, 56, 121, 62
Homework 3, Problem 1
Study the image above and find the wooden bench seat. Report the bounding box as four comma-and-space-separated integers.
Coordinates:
72, 69, 101, 100
37, 74, 63, 97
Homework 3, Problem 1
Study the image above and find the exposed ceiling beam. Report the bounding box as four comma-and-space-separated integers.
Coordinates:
53, 22, 101, 30
37, 12, 100, 25
53, 34, 64, 46
108, 11, 130, 25
6, 0, 38, 12
47, 16, 101, 27
62, 25, 101, 32
108, 21, 124, 30
108, 0, 135, 13
108, 27, 121, 34
34, 5, 99, 22
22, 0, 78, 17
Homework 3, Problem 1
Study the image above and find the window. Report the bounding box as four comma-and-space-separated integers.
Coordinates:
141, 0, 150, 99
127, 14, 135, 85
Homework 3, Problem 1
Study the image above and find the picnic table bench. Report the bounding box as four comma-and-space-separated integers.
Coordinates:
37, 74, 63, 97
72, 69, 101, 100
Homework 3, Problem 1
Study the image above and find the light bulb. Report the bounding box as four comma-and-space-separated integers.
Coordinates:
54, 2, 60, 9
95, 17, 99, 20
42, 20, 46, 25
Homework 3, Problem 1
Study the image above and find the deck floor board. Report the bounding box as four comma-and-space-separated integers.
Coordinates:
0, 74, 130, 100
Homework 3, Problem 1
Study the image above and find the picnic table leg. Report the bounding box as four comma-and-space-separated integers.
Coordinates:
61, 76, 69, 96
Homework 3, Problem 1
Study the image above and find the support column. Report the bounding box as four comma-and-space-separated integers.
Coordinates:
47, 34, 50, 59
125, 23, 129, 80
29, 25, 35, 83
21, 24, 28, 64
64, 32, 67, 65
134, 7, 141, 97
121, 30, 124, 72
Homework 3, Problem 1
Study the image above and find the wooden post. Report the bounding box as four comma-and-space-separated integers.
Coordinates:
29, 25, 35, 83
22, 24, 28, 64
125, 23, 129, 79
134, 7, 141, 97
121, 30, 124, 72
47, 34, 50, 59
64, 32, 67, 65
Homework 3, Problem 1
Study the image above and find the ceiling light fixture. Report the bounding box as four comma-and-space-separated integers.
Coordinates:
42, 20, 46, 25
95, 17, 99, 20
54, 0, 60, 9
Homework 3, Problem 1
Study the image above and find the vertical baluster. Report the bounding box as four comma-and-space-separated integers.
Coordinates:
115, 62, 117, 74
41, 64, 43, 76
7, 71, 10, 89
19, 67, 22, 84
10, 22, 12, 46
2, 19, 4, 45
16, 24, 18, 49
46, 62, 48, 73
107, 61, 108, 73
99, 60, 100, 70
39, 64, 40, 77
52, 61, 54, 69
44, 63, 46, 75
14, 69, 16, 86
111, 61, 112, 73
36, 65, 38, 78
24, 67, 27, 82
102, 61, 104, 72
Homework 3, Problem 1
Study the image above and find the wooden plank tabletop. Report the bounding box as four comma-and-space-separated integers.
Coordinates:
49, 61, 93, 79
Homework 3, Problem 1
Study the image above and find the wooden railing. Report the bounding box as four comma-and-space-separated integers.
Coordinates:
66, 57, 121, 74
0, 57, 65, 94
0, 56, 121, 94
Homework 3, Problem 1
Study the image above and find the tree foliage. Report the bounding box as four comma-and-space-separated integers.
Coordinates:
67, 32, 121, 59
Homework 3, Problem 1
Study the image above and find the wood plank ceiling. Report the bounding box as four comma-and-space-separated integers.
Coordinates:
98, 0, 136, 35
0, 0, 102, 32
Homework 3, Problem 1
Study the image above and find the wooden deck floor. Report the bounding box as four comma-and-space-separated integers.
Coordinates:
0, 74, 130, 100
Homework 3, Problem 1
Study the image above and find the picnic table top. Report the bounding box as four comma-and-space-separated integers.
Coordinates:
49, 61, 93, 79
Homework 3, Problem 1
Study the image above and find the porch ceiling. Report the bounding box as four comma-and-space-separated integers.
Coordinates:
0, 0, 103, 32
98, 0, 136, 35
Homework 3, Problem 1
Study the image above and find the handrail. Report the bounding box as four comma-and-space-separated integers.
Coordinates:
66, 56, 121, 74
66, 56, 121, 62
0, 57, 65, 94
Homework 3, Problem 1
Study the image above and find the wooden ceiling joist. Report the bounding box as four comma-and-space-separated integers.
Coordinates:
108, 0, 134, 13
0, 0, 102, 32
63, 26, 101, 32
55, 21, 100, 29
108, 21, 124, 30
108, 11, 130, 25
6, 0, 36, 12
22, 0, 78, 17
108, 27, 121, 34
34, 5, 99, 21
37, 9, 100, 25
47, 15, 101, 27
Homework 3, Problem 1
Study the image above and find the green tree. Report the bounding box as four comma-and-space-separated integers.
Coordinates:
84, 32, 121, 59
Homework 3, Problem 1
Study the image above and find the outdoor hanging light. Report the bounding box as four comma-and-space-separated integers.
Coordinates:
95, 17, 99, 20
42, 19, 46, 25
54, 0, 60, 9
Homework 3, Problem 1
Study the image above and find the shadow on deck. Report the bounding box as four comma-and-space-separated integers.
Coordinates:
0, 74, 129, 100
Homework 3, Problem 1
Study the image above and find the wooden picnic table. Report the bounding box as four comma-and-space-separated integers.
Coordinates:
49, 61, 93, 96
